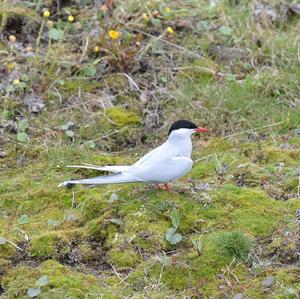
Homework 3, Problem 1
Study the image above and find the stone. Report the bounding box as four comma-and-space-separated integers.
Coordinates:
233, 293, 244, 299
262, 276, 274, 288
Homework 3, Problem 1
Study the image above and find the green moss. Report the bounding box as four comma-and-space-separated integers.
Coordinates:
190, 160, 215, 179
29, 231, 71, 259
86, 216, 111, 242
106, 107, 140, 126
283, 177, 300, 192
2, 260, 101, 298
208, 185, 294, 236
0, 243, 16, 259
77, 243, 95, 263
263, 147, 300, 164
107, 248, 141, 268
232, 162, 269, 187
0, 258, 11, 272
80, 194, 110, 222
103, 223, 118, 248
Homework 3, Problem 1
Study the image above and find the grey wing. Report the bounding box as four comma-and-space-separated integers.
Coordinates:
66, 165, 130, 173
128, 157, 193, 183
133, 143, 165, 166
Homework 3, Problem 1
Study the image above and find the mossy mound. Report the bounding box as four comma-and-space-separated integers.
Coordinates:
106, 107, 141, 127
2, 260, 102, 298
29, 232, 71, 260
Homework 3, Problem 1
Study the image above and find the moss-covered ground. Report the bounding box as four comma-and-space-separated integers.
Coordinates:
1, 0, 300, 298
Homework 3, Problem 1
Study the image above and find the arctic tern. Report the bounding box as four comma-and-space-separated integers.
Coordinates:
58, 120, 209, 189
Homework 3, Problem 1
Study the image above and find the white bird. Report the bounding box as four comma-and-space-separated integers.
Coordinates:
58, 120, 209, 189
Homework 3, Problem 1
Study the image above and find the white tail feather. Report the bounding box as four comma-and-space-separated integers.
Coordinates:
58, 172, 143, 187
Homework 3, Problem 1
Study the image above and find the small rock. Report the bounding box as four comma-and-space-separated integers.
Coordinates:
233, 293, 244, 299
0, 151, 7, 158
23, 93, 45, 114
292, 129, 300, 135
262, 276, 274, 288
209, 45, 248, 62
288, 4, 300, 15
278, 143, 293, 149
253, 3, 277, 23
222, 293, 230, 299
1, 121, 18, 134
195, 182, 211, 191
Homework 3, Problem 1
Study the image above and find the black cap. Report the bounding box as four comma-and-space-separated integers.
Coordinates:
168, 120, 197, 135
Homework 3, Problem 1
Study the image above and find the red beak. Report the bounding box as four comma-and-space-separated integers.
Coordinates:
194, 127, 210, 133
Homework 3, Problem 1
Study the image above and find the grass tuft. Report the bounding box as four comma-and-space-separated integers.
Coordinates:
215, 231, 254, 261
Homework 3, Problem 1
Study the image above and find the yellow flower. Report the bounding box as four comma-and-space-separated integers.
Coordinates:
9, 35, 16, 42
166, 26, 174, 34
164, 7, 171, 14
13, 79, 20, 85
142, 13, 149, 21
6, 62, 15, 71
94, 46, 100, 53
108, 30, 120, 40
43, 10, 50, 18
67, 15, 74, 22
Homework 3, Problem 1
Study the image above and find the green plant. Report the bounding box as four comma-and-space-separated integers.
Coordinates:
215, 231, 254, 261
27, 275, 49, 298
165, 208, 182, 245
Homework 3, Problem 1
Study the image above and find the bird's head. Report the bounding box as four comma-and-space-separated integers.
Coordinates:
168, 120, 210, 139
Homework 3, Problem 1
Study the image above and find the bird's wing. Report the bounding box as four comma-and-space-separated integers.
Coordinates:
133, 142, 172, 166
66, 165, 130, 173
127, 157, 193, 183
58, 172, 144, 187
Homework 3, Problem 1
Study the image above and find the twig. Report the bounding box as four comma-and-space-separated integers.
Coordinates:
7, 239, 22, 251
110, 264, 122, 280
79, 37, 89, 63
115, 269, 135, 286
115, 73, 141, 93
224, 121, 285, 139
91, 129, 123, 141
193, 154, 213, 164
53, 87, 62, 103
297, 172, 300, 197
14, 227, 29, 242
71, 190, 76, 208
172, 66, 216, 75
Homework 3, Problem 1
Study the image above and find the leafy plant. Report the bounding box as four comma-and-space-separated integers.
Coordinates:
215, 231, 254, 261
166, 208, 182, 245
27, 275, 49, 298
17, 119, 29, 143
18, 214, 29, 225
191, 238, 203, 256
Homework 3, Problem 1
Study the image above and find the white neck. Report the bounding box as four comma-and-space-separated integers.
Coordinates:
167, 128, 193, 157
